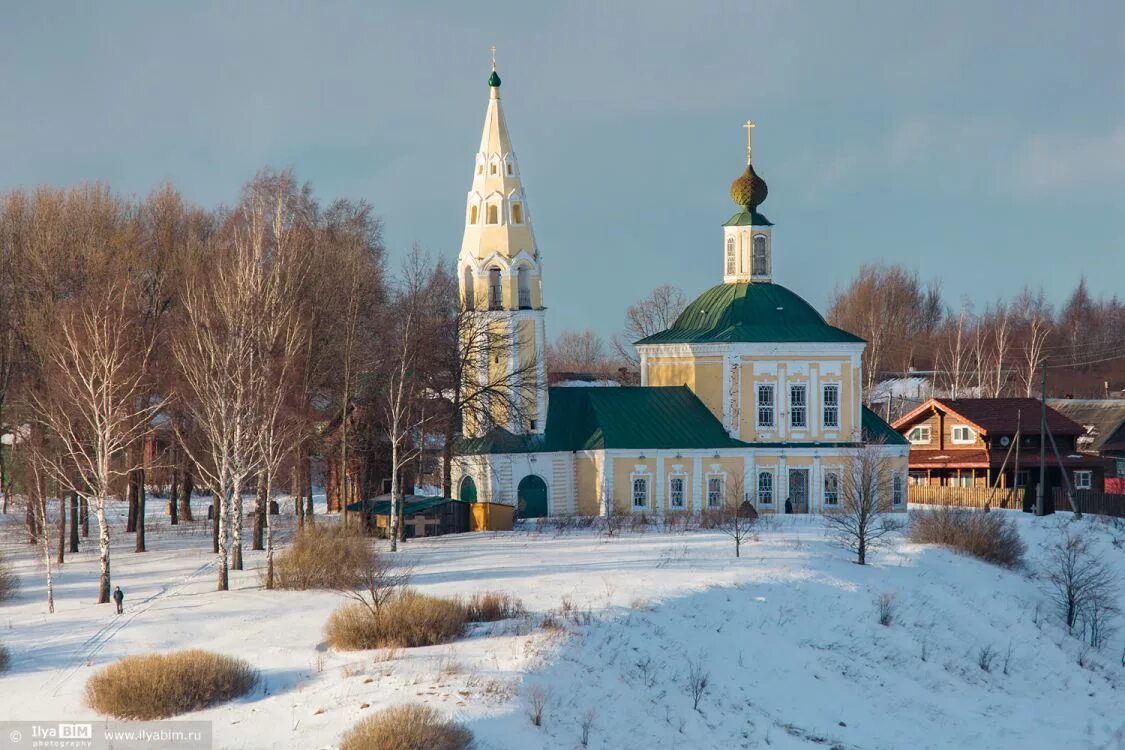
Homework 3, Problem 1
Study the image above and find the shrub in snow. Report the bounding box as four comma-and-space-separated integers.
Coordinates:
271, 524, 381, 591
877, 591, 896, 626
326, 590, 466, 650
526, 684, 552, 727
0, 553, 18, 601
685, 658, 710, 712
910, 507, 1026, 568
0, 643, 9, 673
84, 649, 258, 719
460, 591, 526, 623
1043, 528, 1120, 647
339, 704, 473, 750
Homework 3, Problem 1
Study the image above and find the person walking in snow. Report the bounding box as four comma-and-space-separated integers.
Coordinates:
784, 497, 793, 514
112, 586, 124, 615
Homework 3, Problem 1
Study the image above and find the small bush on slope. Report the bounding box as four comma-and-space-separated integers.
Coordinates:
85, 650, 258, 719
340, 704, 474, 750
0, 553, 19, 601
0, 643, 9, 673
272, 524, 374, 590
911, 507, 1026, 568
460, 591, 526, 622
326, 591, 466, 650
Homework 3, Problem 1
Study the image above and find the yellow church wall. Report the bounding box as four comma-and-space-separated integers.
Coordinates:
646, 357, 724, 421
575, 456, 600, 516
735, 356, 860, 441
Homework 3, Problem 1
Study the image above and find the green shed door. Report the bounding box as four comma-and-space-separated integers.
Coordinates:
459, 476, 477, 503
517, 475, 548, 518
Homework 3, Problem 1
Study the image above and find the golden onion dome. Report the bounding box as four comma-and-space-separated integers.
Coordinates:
729, 162, 768, 211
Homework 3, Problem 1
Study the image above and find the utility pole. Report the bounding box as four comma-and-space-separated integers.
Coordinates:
1036, 363, 1047, 516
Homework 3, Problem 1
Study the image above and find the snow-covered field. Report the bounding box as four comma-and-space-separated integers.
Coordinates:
1, 500, 1123, 749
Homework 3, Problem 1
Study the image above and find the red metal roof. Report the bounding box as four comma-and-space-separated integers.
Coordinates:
894, 398, 1083, 436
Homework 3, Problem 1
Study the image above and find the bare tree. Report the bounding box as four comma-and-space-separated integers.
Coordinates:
381, 247, 438, 551
1013, 288, 1053, 397
713, 475, 758, 557
29, 286, 160, 602
612, 283, 686, 365
823, 443, 904, 565
172, 227, 264, 590
1044, 528, 1121, 643
827, 264, 943, 392
548, 329, 624, 377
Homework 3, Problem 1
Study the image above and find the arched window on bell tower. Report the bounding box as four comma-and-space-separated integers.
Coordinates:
517, 266, 532, 309
463, 266, 476, 310
725, 238, 736, 276
752, 234, 769, 277
488, 266, 503, 310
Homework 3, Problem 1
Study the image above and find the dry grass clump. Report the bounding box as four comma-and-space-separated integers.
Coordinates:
340, 704, 474, 750
460, 591, 526, 622
0, 554, 19, 601
326, 591, 467, 651
0, 643, 9, 673
84, 649, 258, 719
272, 524, 373, 590
911, 507, 1026, 568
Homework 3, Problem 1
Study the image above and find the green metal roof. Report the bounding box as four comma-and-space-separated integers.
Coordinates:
459, 386, 744, 455
637, 283, 865, 346
723, 209, 773, 227
345, 495, 464, 515
861, 407, 909, 446
488, 70, 501, 87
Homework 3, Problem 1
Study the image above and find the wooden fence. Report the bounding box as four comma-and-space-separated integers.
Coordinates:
907, 485, 1025, 510
1052, 489, 1125, 519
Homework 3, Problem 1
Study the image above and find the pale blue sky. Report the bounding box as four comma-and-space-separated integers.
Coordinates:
2, 1, 1123, 340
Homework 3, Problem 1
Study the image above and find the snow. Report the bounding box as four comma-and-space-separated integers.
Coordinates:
1, 501, 1123, 749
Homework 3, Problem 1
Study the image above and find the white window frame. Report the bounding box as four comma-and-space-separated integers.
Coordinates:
632, 476, 649, 509
822, 383, 840, 429
951, 425, 975, 444
892, 474, 905, 505
823, 471, 840, 506
1074, 470, 1092, 490
668, 475, 686, 509
757, 384, 775, 429
757, 470, 773, 505
790, 384, 807, 429
907, 425, 931, 445
706, 475, 724, 508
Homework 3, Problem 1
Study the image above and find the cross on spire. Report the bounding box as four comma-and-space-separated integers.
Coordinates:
491, 45, 497, 71
743, 119, 756, 164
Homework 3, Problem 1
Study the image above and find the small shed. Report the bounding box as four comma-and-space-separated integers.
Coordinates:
470, 502, 514, 531
346, 495, 470, 538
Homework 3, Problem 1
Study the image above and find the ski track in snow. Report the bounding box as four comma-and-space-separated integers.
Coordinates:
38, 558, 216, 696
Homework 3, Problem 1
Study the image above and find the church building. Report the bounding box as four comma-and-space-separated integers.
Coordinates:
451, 61, 909, 518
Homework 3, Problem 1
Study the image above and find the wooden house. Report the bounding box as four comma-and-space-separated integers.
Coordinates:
892, 398, 1110, 508
1048, 399, 1125, 493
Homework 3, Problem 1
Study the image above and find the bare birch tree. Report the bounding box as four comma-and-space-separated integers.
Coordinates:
612, 283, 687, 366
29, 286, 160, 602
823, 442, 903, 565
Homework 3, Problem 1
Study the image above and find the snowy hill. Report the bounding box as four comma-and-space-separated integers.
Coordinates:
1, 504, 1123, 749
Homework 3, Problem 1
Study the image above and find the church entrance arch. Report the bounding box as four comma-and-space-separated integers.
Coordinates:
459, 476, 478, 503
516, 475, 548, 519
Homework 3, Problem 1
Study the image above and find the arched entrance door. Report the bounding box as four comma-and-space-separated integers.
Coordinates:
517, 475, 548, 518
459, 476, 477, 503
